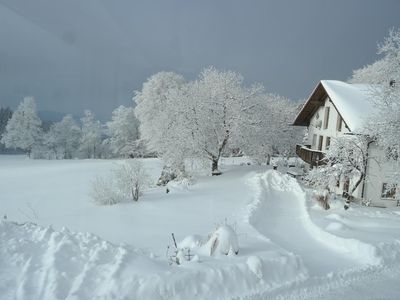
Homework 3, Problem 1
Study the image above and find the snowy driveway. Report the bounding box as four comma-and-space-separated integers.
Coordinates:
246, 170, 400, 300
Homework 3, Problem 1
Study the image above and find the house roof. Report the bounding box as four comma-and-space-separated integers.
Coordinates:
293, 80, 375, 132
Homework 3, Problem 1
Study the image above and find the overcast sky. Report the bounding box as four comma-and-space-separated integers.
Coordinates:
0, 0, 399, 120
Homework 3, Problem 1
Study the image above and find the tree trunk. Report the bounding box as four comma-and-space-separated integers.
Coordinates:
132, 184, 139, 201
344, 174, 364, 210
266, 154, 271, 165
212, 158, 221, 176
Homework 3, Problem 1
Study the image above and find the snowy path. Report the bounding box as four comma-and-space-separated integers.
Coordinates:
248, 171, 368, 276
244, 170, 400, 299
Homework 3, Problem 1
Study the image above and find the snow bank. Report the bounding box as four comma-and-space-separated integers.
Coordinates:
246, 170, 382, 268
0, 220, 307, 299
298, 207, 381, 265
0, 221, 169, 299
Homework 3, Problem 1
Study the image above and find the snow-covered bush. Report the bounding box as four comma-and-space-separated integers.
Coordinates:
90, 160, 151, 205
90, 175, 121, 205
157, 165, 178, 186
204, 225, 239, 256
114, 160, 151, 202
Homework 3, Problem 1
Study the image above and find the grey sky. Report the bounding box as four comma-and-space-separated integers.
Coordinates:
0, 0, 399, 120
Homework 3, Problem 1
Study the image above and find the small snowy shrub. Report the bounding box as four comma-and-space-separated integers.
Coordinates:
90, 160, 151, 205
90, 176, 121, 205
157, 165, 178, 186
204, 225, 239, 256
114, 160, 151, 201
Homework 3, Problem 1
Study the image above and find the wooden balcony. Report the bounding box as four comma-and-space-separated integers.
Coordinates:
296, 144, 326, 166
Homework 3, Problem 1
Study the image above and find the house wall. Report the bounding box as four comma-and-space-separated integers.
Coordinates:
306, 97, 350, 151
364, 144, 399, 207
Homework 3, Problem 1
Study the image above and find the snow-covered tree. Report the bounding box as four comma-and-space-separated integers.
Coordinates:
0, 97, 42, 157
44, 115, 81, 159
106, 106, 139, 157
79, 110, 102, 158
135, 67, 302, 175
305, 135, 371, 209
349, 28, 400, 187
240, 94, 303, 164
184, 67, 268, 174
350, 28, 400, 156
134, 71, 187, 173
0, 107, 13, 153
135, 68, 273, 175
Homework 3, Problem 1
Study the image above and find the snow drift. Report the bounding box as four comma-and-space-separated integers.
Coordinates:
0, 220, 306, 300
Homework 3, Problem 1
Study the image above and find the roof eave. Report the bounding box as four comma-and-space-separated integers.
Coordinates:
292, 81, 325, 126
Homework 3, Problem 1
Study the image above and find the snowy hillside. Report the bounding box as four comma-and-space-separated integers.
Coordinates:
1, 156, 400, 299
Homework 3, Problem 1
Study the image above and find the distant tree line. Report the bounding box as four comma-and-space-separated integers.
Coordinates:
0, 98, 143, 159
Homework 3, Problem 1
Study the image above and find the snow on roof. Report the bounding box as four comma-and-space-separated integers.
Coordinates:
320, 80, 375, 132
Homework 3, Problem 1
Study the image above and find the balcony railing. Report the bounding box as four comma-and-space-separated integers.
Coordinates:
296, 144, 326, 166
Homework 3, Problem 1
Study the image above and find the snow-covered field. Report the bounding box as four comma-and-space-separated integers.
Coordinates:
1, 155, 400, 299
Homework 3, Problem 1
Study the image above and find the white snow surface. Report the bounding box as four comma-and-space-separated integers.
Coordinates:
321, 80, 375, 132
1, 155, 400, 299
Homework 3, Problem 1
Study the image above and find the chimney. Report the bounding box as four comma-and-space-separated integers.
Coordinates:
390, 79, 396, 87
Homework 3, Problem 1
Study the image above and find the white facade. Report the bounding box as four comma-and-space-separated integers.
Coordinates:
294, 80, 399, 207
364, 145, 399, 207
306, 96, 350, 151
306, 96, 363, 199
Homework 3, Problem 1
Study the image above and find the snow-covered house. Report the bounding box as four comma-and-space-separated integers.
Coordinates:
293, 80, 398, 207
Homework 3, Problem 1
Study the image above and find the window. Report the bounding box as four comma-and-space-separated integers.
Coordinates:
323, 107, 330, 129
318, 135, 323, 151
386, 147, 399, 161
381, 183, 397, 199
336, 114, 342, 132
312, 134, 317, 148
325, 136, 331, 150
